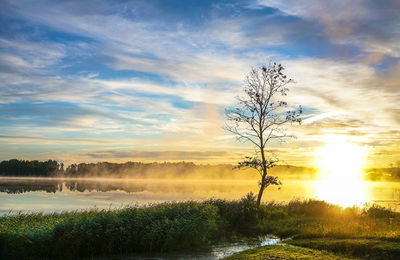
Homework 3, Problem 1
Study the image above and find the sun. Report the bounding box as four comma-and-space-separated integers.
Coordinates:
315, 138, 368, 207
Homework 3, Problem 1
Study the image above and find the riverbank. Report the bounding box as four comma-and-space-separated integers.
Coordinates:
225, 244, 361, 259
227, 238, 400, 259
1, 196, 400, 259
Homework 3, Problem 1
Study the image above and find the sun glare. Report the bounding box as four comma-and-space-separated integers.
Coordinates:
315, 138, 368, 207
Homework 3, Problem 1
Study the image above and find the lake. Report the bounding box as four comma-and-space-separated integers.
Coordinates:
1, 177, 400, 215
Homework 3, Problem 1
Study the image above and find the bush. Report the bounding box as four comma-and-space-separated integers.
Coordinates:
207, 192, 259, 233
365, 205, 395, 219
286, 199, 342, 218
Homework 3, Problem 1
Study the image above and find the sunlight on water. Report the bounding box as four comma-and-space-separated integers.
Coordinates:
0, 177, 399, 214
315, 139, 368, 207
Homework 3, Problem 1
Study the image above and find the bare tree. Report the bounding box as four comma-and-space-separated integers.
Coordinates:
225, 62, 302, 206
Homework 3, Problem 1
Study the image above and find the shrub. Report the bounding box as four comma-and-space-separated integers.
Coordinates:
207, 192, 259, 233
286, 199, 342, 218
365, 205, 395, 219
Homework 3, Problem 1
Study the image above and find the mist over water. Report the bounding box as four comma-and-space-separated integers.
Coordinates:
0, 177, 399, 215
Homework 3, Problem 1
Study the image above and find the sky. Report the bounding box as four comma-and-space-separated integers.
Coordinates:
1, 0, 400, 167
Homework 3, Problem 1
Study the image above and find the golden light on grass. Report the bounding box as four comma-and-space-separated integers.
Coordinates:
315, 137, 368, 207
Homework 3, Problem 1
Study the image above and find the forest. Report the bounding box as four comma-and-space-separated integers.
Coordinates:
0, 159, 60, 177
1, 159, 400, 181
0, 159, 315, 179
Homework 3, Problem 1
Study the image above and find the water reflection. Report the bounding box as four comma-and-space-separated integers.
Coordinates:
0, 178, 147, 194
0, 178, 259, 195
0, 177, 399, 214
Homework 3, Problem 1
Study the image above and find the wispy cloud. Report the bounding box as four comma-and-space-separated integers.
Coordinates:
0, 0, 399, 166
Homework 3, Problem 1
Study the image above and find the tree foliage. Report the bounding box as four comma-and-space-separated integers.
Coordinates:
0, 159, 61, 177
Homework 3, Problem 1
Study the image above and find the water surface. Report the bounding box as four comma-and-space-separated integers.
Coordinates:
0, 177, 399, 215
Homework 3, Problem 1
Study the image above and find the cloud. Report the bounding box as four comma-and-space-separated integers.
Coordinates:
0, 0, 399, 167
85, 150, 233, 160
260, 0, 400, 59
0, 135, 114, 145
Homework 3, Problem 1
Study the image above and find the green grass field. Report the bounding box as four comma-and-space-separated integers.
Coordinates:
227, 238, 400, 259
225, 244, 361, 259
288, 238, 400, 260
1, 195, 400, 259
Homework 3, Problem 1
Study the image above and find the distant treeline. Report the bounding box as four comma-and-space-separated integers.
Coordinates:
364, 167, 400, 181
2, 159, 400, 181
0, 159, 61, 177
0, 159, 317, 179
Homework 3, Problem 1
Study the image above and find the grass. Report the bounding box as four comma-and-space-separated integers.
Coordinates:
288, 238, 400, 260
0, 202, 220, 259
1, 194, 400, 259
224, 244, 360, 259
0, 196, 260, 259
253, 199, 400, 240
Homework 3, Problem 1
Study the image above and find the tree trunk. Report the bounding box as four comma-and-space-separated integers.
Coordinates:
256, 182, 264, 206
257, 112, 267, 207
257, 146, 268, 206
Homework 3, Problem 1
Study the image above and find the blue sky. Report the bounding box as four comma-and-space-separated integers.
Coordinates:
1, 0, 400, 166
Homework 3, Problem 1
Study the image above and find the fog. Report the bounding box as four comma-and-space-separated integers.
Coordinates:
58, 162, 318, 181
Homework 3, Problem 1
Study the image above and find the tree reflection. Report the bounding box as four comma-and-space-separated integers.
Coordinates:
0, 180, 146, 194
